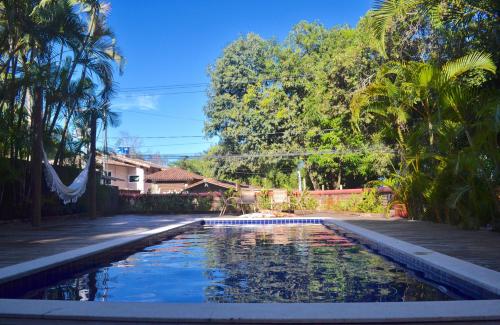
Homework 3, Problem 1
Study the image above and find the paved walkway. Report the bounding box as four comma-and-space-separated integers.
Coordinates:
310, 212, 500, 272
0, 214, 212, 268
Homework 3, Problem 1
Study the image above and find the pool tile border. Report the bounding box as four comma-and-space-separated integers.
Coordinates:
0, 219, 203, 296
323, 219, 500, 299
204, 218, 322, 225
0, 216, 499, 323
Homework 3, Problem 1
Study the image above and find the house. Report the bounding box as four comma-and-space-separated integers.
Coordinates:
184, 178, 236, 194
145, 167, 204, 194
184, 178, 260, 196
97, 153, 165, 193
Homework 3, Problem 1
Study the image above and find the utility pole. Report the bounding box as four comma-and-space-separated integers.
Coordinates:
88, 110, 97, 219
31, 87, 43, 227
297, 170, 302, 192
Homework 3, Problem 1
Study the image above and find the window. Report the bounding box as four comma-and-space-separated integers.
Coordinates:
129, 175, 140, 183
104, 171, 112, 185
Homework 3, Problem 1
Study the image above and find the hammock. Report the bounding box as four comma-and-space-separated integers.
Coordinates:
42, 147, 92, 204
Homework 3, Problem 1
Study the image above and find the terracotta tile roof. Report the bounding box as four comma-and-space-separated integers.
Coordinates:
185, 178, 236, 190
145, 167, 204, 183
111, 154, 165, 169
102, 158, 136, 168
96, 152, 165, 170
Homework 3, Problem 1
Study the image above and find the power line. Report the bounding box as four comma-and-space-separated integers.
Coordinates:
117, 110, 205, 122
116, 76, 313, 92
114, 76, 314, 96
118, 83, 208, 92
107, 142, 216, 148
108, 135, 206, 139
106, 128, 337, 140
115, 90, 206, 98
128, 148, 395, 160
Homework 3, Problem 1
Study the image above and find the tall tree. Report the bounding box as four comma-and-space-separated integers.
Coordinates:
0, 0, 123, 222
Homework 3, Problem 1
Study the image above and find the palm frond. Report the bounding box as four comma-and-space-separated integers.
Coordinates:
442, 52, 496, 82
369, 0, 421, 56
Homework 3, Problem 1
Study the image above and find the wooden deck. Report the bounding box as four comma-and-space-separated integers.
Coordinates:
1, 212, 500, 274
311, 212, 500, 272
0, 214, 209, 268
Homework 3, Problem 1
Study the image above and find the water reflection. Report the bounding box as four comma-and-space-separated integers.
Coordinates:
24, 225, 462, 302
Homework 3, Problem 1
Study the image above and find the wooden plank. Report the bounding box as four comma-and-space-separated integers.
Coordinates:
0, 214, 204, 268
312, 213, 500, 272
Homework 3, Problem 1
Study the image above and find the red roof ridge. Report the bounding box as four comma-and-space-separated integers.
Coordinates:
185, 177, 235, 190
97, 152, 165, 169
145, 167, 204, 182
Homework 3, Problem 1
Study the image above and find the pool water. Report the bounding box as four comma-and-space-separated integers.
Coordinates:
24, 224, 465, 302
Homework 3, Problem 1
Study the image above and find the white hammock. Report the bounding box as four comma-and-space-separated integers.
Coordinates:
42, 147, 92, 204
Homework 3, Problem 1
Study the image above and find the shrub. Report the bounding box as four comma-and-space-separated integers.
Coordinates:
337, 189, 385, 213
290, 191, 318, 211
256, 189, 272, 210
256, 189, 318, 211
121, 194, 214, 214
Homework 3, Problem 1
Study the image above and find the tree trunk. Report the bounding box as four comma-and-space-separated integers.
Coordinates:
54, 114, 70, 166
54, 67, 88, 165
87, 111, 97, 219
48, 49, 84, 136
336, 167, 342, 190
31, 87, 43, 227
307, 171, 319, 190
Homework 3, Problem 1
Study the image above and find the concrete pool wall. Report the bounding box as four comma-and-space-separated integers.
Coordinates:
323, 219, 500, 299
0, 216, 500, 324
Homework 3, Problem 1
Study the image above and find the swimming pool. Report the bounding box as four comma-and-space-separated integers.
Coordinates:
17, 223, 467, 303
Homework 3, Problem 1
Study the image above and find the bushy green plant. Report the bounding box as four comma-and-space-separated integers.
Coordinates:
256, 190, 318, 212
336, 189, 385, 213
356, 189, 385, 213
256, 189, 272, 210
290, 191, 318, 211
121, 194, 214, 214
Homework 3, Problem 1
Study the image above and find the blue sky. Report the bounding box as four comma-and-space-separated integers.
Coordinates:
105, 0, 374, 157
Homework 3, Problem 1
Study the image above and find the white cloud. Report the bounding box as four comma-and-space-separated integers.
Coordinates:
113, 95, 160, 111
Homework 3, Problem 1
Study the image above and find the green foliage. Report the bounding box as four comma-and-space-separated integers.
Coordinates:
352, 52, 499, 227
256, 190, 318, 211
205, 22, 393, 189
354, 0, 500, 228
290, 191, 319, 211
336, 189, 385, 214
256, 190, 272, 210
121, 194, 214, 214
205, 1, 499, 228
0, 0, 123, 217
171, 147, 218, 178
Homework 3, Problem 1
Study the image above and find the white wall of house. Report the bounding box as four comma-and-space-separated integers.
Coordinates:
129, 167, 144, 192
106, 164, 146, 193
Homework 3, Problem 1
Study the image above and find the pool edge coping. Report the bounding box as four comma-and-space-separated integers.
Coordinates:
323, 219, 500, 298
0, 216, 500, 323
0, 299, 500, 323
0, 218, 204, 286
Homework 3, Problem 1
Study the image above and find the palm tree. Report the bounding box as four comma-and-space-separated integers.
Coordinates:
352, 52, 496, 145
351, 52, 498, 227
369, 0, 498, 57
0, 0, 123, 225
